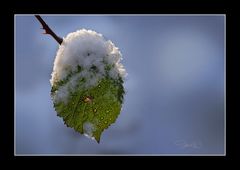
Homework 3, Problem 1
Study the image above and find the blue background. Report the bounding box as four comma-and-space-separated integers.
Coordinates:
16, 15, 225, 154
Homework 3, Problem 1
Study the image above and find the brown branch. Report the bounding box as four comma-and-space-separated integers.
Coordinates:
35, 15, 63, 45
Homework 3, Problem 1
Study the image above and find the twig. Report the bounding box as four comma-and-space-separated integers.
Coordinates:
35, 15, 63, 45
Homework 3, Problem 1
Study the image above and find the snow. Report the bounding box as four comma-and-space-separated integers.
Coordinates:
83, 122, 95, 140
51, 29, 126, 86
50, 29, 126, 103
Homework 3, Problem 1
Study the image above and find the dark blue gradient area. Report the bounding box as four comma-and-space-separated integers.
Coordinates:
15, 15, 225, 155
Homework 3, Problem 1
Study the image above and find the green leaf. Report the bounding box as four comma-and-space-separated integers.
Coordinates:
51, 66, 125, 143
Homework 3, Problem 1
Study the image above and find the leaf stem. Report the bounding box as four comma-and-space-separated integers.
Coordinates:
35, 15, 63, 45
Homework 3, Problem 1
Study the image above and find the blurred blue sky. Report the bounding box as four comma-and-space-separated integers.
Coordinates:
15, 15, 225, 155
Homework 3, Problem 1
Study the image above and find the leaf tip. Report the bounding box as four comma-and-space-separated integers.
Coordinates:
96, 138, 100, 144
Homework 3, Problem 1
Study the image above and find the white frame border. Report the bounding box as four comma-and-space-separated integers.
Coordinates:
14, 14, 226, 156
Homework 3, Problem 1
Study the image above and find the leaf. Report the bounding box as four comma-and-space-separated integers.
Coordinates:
50, 29, 126, 143
51, 66, 125, 143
